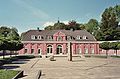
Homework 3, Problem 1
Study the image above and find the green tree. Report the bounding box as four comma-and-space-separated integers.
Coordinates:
85, 19, 99, 35
44, 20, 82, 30
100, 7, 119, 40
7, 27, 23, 57
110, 42, 120, 56
100, 42, 111, 57
66, 20, 81, 30
114, 5, 120, 22
0, 26, 23, 58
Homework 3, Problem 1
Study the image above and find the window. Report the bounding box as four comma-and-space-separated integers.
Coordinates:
31, 49, 34, 54
83, 36, 88, 39
91, 48, 94, 54
31, 35, 37, 40
24, 49, 27, 53
76, 35, 82, 40
31, 35, 35, 39
47, 36, 53, 40
47, 45, 52, 54
38, 48, 41, 54
57, 45, 62, 54
38, 35, 42, 40
67, 36, 72, 40
85, 48, 88, 54
57, 36, 62, 41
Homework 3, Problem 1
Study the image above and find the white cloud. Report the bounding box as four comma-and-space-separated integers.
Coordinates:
43, 21, 69, 27
12, 0, 50, 19
43, 22, 55, 27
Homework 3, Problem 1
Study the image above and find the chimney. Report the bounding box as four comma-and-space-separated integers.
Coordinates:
37, 27, 41, 31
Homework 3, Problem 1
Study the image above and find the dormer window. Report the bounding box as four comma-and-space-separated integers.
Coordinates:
47, 36, 53, 40
31, 35, 36, 40
38, 35, 42, 40
83, 36, 88, 39
67, 36, 72, 40
76, 35, 82, 40
57, 36, 62, 41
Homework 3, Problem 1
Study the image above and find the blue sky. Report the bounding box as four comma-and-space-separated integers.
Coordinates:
0, 0, 120, 34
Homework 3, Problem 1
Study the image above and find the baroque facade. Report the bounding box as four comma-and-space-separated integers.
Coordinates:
18, 30, 99, 56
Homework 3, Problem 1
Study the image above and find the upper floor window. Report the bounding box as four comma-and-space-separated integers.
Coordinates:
47, 36, 53, 40
57, 36, 62, 41
31, 35, 36, 40
67, 36, 72, 40
76, 35, 82, 40
83, 36, 88, 39
38, 35, 43, 40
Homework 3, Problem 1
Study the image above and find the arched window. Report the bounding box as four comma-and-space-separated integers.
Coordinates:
24, 49, 27, 54
47, 45, 52, 54
76, 35, 82, 40
91, 48, 94, 54
38, 48, 41, 54
57, 45, 62, 54
57, 36, 62, 41
38, 35, 41, 40
83, 36, 88, 39
31, 49, 34, 54
48, 36, 53, 40
85, 48, 88, 54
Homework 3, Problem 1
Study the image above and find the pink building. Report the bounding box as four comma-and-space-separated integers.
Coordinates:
18, 30, 100, 56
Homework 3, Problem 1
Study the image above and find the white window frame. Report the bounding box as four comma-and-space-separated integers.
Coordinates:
83, 36, 88, 39
85, 48, 88, 54
76, 35, 82, 40
48, 36, 53, 40
57, 36, 62, 41
31, 35, 35, 40
38, 35, 41, 40
91, 48, 94, 54
67, 36, 72, 40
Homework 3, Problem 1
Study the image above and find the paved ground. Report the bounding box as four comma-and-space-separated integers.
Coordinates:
3, 57, 120, 79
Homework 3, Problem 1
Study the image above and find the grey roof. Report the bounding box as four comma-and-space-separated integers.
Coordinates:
21, 30, 96, 41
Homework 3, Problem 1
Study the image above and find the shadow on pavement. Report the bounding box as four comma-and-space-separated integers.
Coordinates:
0, 65, 19, 69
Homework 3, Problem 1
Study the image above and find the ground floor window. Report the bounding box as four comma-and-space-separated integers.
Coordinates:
31, 49, 34, 54
57, 45, 62, 54
85, 48, 88, 54
24, 49, 27, 53
47, 45, 52, 54
38, 48, 41, 54
91, 48, 94, 54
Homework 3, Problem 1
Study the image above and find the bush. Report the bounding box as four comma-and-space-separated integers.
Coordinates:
16, 55, 35, 59
111, 55, 120, 58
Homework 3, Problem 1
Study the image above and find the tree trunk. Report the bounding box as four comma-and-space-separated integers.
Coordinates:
3, 50, 5, 59
106, 50, 108, 58
116, 50, 117, 56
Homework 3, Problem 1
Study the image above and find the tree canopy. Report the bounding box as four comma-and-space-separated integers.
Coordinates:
44, 5, 120, 41
45, 20, 82, 30
0, 26, 23, 58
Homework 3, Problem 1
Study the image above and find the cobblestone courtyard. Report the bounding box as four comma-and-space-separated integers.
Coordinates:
5, 57, 120, 79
